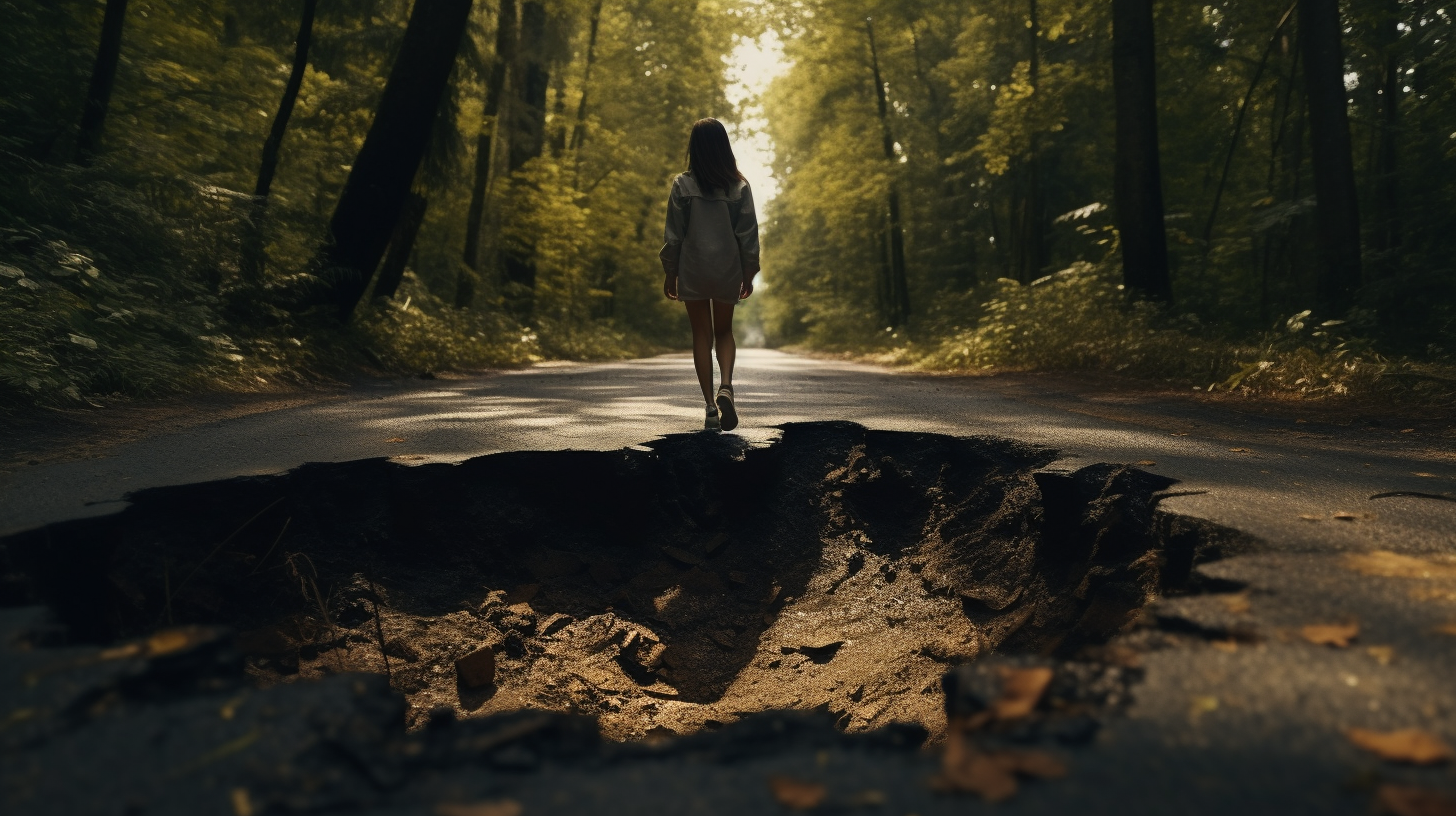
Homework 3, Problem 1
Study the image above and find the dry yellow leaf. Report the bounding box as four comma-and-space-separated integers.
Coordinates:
1229, 447, 1252, 453
768, 776, 827, 811
1375, 784, 1456, 816
1347, 728, 1455, 765
1299, 514, 1322, 522
993, 666, 1054, 719
1332, 511, 1360, 521
1135, 460, 1156, 467
434, 801, 523, 816
1219, 593, 1251, 614
1345, 551, 1456, 581
1413, 472, 1439, 478
1302, 623, 1359, 647
932, 730, 1066, 802
1367, 646, 1396, 665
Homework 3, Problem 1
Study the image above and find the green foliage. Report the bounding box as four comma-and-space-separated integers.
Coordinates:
354, 272, 541, 372
0, 155, 298, 409
910, 264, 1455, 404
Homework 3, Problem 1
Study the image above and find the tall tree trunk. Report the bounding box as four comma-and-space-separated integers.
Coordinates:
242, 0, 319, 283
74, 0, 130, 165
500, 0, 551, 320
1112, 0, 1172, 301
550, 70, 568, 156
866, 17, 911, 328
458, 0, 519, 309
373, 192, 429, 301
1372, 0, 1400, 256
508, 1, 550, 173
1203, 1, 1297, 246
1299, 0, 1362, 312
1012, 0, 1046, 285
568, 0, 605, 154
314, 0, 476, 319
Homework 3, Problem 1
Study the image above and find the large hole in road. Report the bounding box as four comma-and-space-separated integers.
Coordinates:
0, 421, 1245, 740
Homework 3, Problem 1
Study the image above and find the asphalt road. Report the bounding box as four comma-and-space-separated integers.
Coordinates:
3, 349, 1456, 813
3, 349, 1453, 549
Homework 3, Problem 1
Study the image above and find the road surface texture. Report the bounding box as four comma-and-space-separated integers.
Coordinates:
2, 349, 1455, 815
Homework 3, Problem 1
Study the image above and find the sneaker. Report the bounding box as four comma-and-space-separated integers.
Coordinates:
716, 386, 738, 432
704, 405, 721, 432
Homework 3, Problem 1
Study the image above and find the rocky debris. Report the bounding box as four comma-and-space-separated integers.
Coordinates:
456, 646, 496, 689
537, 613, 574, 637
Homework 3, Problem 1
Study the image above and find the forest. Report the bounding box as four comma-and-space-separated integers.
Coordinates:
1, 0, 1454, 409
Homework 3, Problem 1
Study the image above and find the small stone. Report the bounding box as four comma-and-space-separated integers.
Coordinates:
710, 630, 737, 649
383, 638, 421, 662
455, 645, 496, 689
538, 613, 574, 637
661, 546, 704, 566
503, 584, 540, 605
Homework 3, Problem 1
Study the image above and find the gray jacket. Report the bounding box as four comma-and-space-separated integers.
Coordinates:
659, 172, 760, 303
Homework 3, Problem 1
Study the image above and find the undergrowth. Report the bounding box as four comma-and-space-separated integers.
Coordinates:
893, 263, 1456, 404
0, 154, 657, 413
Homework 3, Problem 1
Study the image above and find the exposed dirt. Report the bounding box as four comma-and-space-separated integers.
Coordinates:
0, 422, 1248, 741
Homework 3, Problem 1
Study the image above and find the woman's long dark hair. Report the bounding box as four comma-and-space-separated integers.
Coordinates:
686, 118, 744, 194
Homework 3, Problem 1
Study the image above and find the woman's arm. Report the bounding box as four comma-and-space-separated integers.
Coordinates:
734, 182, 760, 298
658, 178, 688, 285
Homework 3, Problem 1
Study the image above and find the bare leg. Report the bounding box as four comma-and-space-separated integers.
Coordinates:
684, 300, 715, 406
712, 299, 736, 390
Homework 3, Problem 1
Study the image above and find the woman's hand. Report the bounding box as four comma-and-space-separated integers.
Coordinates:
739, 275, 756, 300
663, 274, 679, 301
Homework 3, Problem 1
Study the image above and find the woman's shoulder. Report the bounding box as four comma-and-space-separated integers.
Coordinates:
672, 172, 702, 198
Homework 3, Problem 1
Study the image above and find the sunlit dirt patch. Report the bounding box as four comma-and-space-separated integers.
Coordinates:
0, 422, 1244, 740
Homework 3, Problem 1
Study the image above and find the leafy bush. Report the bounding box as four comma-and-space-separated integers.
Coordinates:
905, 262, 1456, 404
353, 272, 542, 373
0, 156, 262, 408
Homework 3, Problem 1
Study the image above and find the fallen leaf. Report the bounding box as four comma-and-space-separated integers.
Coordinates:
434, 801, 523, 816
1401, 428, 1416, 433
1367, 646, 1395, 665
1332, 511, 1361, 521
1299, 514, 1322, 522
385, 437, 406, 444
769, 776, 827, 811
846, 790, 886, 807
1346, 551, 1456, 581
1135, 460, 1157, 467
932, 729, 1066, 802
993, 666, 1054, 719
1229, 447, 1252, 453
1189, 695, 1219, 724
1375, 784, 1456, 816
1301, 622, 1359, 647
1347, 728, 1455, 765
1413, 472, 1439, 478
933, 735, 1017, 802
1219, 593, 1251, 614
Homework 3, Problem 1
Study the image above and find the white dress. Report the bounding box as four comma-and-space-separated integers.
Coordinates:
658, 172, 760, 304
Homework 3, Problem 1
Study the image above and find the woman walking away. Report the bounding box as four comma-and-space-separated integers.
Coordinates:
659, 118, 760, 432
